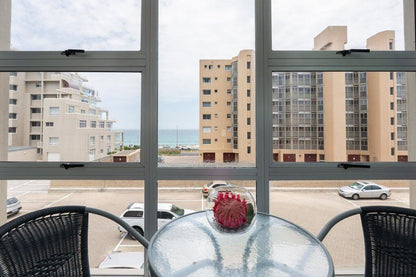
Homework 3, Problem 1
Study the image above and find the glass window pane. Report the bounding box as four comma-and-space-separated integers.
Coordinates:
5, 72, 141, 162
11, 0, 141, 50
270, 180, 409, 271
159, 0, 255, 167
6, 179, 144, 273
271, 71, 409, 162
272, 1, 404, 50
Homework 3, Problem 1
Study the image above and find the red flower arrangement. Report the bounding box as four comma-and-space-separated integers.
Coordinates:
212, 190, 248, 229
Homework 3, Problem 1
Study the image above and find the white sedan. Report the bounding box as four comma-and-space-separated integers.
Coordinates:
338, 181, 391, 200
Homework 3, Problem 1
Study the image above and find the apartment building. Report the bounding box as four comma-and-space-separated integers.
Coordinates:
200, 26, 408, 163
8, 72, 122, 162
199, 50, 255, 163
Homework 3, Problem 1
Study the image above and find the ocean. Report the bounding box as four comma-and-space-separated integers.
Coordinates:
122, 129, 199, 148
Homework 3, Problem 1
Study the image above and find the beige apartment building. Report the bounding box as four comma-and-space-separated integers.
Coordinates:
8, 72, 122, 162
200, 26, 408, 163
199, 50, 255, 163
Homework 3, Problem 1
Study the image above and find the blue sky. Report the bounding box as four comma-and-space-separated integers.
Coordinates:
10, 0, 403, 129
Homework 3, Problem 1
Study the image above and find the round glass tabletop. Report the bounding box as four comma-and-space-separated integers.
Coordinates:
148, 211, 334, 277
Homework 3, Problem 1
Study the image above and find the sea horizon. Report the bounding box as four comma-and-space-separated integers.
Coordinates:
122, 128, 199, 148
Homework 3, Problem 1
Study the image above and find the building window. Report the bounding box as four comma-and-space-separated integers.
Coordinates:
49, 137, 59, 145
202, 77, 211, 83
9, 99, 17, 105
203, 127, 211, 133
227, 102, 231, 106
391, 132, 395, 140
391, 117, 394, 125
68, 105, 75, 113
202, 114, 211, 120
107, 135, 111, 143
99, 122, 105, 128
8, 127, 16, 133
214, 89, 218, 93
90, 136, 95, 145
49, 107, 59, 115
31, 94, 41, 100
247, 89, 251, 97
35, 82, 42, 88
390, 72, 394, 80
203, 89, 211, 95
247, 76, 251, 83
227, 89, 231, 94
214, 126, 218, 131
391, 148, 395, 156
30, 135, 40, 140
247, 103, 251, 111
208, 65, 213, 70
9, 72, 17, 76
390, 102, 394, 110
247, 118, 251, 125
389, 41, 393, 50
247, 61, 251, 69
89, 109, 96, 115
45, 122, 54, 127
202, 139, 211, 144
202, 102, 211, 107
390, 87, 394, 95
81, 109, 86, 114
79, 120, 87, 128
227, 77, 231, 82
9, 113, 17, 119
247, 146, 251, 154
225, 65, 231, 71
227, 114, 231, 119
247, 132, 251, 139
9, 85, 17, 91
106, 122, 113, 129
91, 121, 97, 128
227, 126, 232, 131
31, 121, 41, 127
227, 139, 231, 143
31, 108, 41, 113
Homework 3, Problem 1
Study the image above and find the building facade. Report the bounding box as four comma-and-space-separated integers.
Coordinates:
8, 72, 122, 162
199, 50, 255, 163
200, 27, 408, 163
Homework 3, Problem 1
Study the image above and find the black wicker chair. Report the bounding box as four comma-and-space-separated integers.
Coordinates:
0, 205, 149, 277
317, 205, 416, 277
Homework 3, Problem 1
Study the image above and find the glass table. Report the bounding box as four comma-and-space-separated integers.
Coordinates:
148, 211, 334, 277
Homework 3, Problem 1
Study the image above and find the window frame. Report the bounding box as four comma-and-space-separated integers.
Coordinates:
0, 0, 414, 260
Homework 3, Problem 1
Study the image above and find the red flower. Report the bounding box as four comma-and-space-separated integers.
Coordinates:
213, 190, 248, 228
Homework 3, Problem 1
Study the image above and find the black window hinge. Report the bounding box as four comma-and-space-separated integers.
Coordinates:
336, 49, 370, 56
337, 163, 371, 170
61, 49, 85, 57
60, 163, 85, 170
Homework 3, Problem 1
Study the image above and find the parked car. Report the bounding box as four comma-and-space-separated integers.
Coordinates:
7, 197, 22, 217
98, 251, 144, 270
118, 203, 194, 236
338, 181, 391, 200
202, 180, 233, 198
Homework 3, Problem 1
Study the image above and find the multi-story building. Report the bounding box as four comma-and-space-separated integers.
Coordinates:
200, 26, 408, 163
8, 72, 122, 162
199, 50, 255, 163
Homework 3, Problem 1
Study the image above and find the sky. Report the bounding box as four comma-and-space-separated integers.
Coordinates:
10, 0, 404, 130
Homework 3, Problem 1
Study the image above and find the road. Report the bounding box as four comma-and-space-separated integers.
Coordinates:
6, 180, 410, 273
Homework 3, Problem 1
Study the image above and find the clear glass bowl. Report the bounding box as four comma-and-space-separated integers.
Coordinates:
205, 185, 257, 234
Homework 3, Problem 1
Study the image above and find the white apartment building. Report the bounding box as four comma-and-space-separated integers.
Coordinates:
8, 72, 122, 162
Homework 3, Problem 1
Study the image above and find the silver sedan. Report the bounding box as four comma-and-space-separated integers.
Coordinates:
338, 181, 391, 200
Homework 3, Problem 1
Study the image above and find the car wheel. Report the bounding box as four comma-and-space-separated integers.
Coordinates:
130, 226, 144, 239
352, 194, 359, 200
380, 193, 387, 200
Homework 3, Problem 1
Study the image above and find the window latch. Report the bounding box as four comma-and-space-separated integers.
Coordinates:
337, 163, 371, 170
61, 49, 85, 57
60, 163, 85, 170
336, 49, 370, 56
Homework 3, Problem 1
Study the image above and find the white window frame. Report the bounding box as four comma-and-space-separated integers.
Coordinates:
0, 2, 415, 273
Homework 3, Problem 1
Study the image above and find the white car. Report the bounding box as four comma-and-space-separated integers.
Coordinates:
7, 197, 22, 217
202, 180, 232, 198
118, 203, 194, 236
338, 181, 392, 200
99, 251, 144, 270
